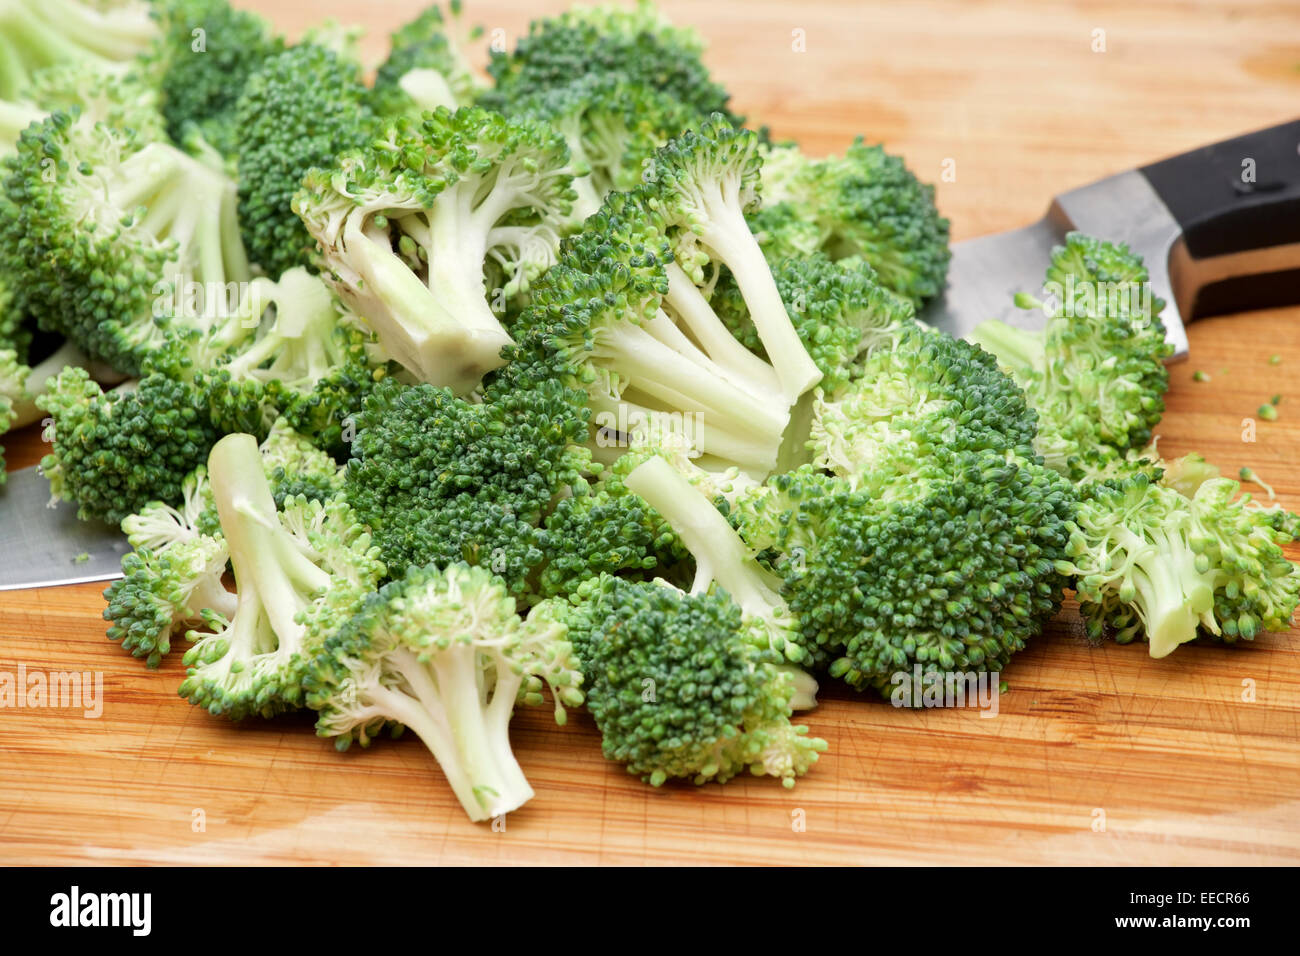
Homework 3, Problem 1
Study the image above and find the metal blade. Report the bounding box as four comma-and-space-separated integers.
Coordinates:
0, 467, 128, 590
922, 169, 1188, 358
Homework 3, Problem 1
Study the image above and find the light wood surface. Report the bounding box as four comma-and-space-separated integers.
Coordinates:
3, 0, 1300, 865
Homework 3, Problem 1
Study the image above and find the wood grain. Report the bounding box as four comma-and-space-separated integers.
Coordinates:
3, 0, 1300, 865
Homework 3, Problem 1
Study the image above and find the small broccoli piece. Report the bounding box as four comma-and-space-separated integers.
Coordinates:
969, 233, 1172, 479
1192, 370, 1210, 382
483, 0, 739, 124
179, 433, 384, 719
1238, 466, 1276, 500
1060, 473, 1300, 657
295, 106, 575, 393
0, 0, 156, 100
1258, 402, 1279, 421
37, 367, 220, 525
234, 43, 376, 278
0, 111, 251, 376
306, 562, 583, 822
748, 139, 951, 308
143, 0, 284, 159
1159, 452, 1218, 499
503, 73, 698, 221
810, 324, 1038, 487
711, 253, 916, 397
559, 575, 825, 788
344, 357, 593, 598
370, 1, 484, 117
160, 267, 387, 454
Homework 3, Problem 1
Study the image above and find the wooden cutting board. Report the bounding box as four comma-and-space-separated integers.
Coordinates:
3, 0, 1300, 865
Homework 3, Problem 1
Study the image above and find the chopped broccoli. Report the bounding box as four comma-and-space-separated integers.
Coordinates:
0, 111, 251, 376
748, 139, 952, 308
306, 562, 583, 822
179, 433, 384, 719
370, 1, 484, 117
295, 106, 575, 393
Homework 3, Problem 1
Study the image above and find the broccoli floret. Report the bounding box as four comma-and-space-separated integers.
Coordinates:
343, 356, 593, 598
0, 111, 251, 376
483, 0, 739, 124
969, 233, 1172, 479
557, 575, 825, 788
295, 106, 575, 394
179, 433, 384, 719
37, 367, 220, 525
158, 267, 387, 454
502, 73, 698, 222
0, 0, 156, 100
306, 562, 583, 822
370, 1, 484, 117
1060, 472, 1300, 657
711, 253, 916, 397
810, 324, 1039, 487
748, 139, 951, 308
22, 61, 168, 143
234, 43, 376, 279
143, 0, 284, 159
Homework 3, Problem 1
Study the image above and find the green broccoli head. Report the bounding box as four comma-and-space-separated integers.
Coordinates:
305, 561, 583, 822
0, 111, 251, 376
295, 106, 575, 393
144, 0, 284, 158
564, 575, 825, 788
969, 232, 1173, 479
483, 0, 739, 124
36, 367, 221, 525
343, 355, 593, 599
370, 1, 484, 117
234, 43, 377, 279
749, 138, 951, 308
179, 433, 384, 720
1062, 472, 1300, 657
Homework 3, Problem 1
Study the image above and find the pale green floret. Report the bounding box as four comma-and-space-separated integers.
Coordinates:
179, 434, 384, 719
305, 562, 584, 823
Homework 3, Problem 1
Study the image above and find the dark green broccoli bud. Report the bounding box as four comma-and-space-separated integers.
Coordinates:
969, 233, 1172, 479
295, 106, 575, 393
502, 73, 699, 222
234, 44, 377, 279
36, 367, 220, 526
370, 1, 483, 117
0, 0, 156, 100
143, 0, 284, 159
561, 576, 825, 788
1061, 472, 1300, 657
343, 358, 593, 598
306, 562, 582, 822
483, 0, 740, 125
0, 112, 251, 376
711, 253, 916, 396
811, 324, 1039, 487
748, 140, 951, 308
179, 433, 384, 719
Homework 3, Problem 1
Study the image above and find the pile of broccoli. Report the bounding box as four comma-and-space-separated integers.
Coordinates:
1, 0, 1296, 824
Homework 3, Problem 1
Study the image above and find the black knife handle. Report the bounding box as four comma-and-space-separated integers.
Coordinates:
1140, 119, 1300, 258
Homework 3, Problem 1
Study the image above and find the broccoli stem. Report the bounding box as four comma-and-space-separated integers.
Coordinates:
397, 67, 458, 112
8, 341, 88, 428
1111, 525, 1215, 658
693, 193, 822, 400
39, 0, 155, 61
0, 99, 43, 150
382, 646, 534, 822
625, 454, 786, 617
967, 319, 1044, 376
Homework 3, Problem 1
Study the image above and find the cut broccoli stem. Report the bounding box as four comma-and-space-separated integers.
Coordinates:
693, 199, 822, 400
662, 260, 782, 395
625, 454, 785, 618
8, 341, 88, 428
375, 646, 534, 822
397, 67, 459, 112
341, 216, 512, 393
1109, 524, 1215, 658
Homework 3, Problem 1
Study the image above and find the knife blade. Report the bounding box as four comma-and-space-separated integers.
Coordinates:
923, 120, 1300, 352
0, 466, 128, 590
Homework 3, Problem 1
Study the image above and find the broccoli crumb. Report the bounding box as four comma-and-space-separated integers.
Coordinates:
1239, 466, 1277, 500
1192, 370, 1211, 382
1259, 403, 1279, 421
72, 552, 90, 565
